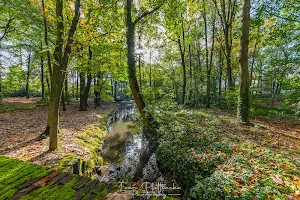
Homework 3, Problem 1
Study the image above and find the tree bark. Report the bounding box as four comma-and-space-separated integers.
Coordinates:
41, 43, 45, 101
114, 80, 117, 101
188, 44, 193, 102
178, 38, 186, 105
126, 0, 146, 114
76, 70, 79, 100
49, 0, 80, 151
238, 0, 251, 125
26, 50, 31, 99
213, 0, 237, 90
41, 0, 52, 77
79, 72, 88, 110
62, 91, 66, 111
94, 73, 103, 107
218, 46, 223, 99
79, 47, 92, 111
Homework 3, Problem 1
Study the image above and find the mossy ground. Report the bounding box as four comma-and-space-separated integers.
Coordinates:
0, 156, 117, 199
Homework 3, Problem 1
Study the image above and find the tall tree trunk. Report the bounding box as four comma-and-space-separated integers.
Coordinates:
213, 0, 237, 90
178, 38, 186, 105
110, 78, 114, 98
79, 72, 87, 110
126, 0, 146, 114
41, 0, 52, 78
62, 91, 66, 111
94, 74, 102, 107
79, 47, 93, 111
46, 75, 50, 92
65, 73, 68, 95
149, 50, 152, 89
188, 44, 193, 102
42, 0, 53, 136
76, 70, 79, 100
26, 50, 31, 99
114, 80, 117, 101
224, 24, 234, 89
41, 43, 45, 101
0, 60, 2, 96
206, 18, 216, 108
49, 0, 80, 150
218, 46, 223, 99
138, 29, 142, 92
238, 0, 251, 125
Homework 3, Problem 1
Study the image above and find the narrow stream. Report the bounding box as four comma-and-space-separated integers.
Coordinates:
100, 102, 160, 182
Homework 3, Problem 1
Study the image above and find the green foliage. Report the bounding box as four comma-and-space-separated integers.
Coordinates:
251, 105, 296, 116
224, 89, 238, 108
153, 106, 300, 199
64, 92, 72, 103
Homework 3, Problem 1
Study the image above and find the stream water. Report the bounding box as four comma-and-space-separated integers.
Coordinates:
100, 102, 160, 182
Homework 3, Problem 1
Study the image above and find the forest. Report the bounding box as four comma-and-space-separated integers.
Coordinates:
0, 0, 299, 199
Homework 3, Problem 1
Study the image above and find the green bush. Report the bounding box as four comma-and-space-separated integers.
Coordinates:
224, 89, 238, 108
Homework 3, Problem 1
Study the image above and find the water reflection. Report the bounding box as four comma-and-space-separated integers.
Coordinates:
101, 103, 152, 181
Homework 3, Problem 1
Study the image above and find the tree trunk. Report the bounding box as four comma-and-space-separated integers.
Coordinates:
188, 44, 193, 102
46, 75, 50, 92
41, 44, 45, 101
49, 0, 80, 150
94, 74, 101, 107
65, 73, 68, 95
49, 73, 64, 150
238, 0, 251, 125
26, 50, 31, 99
42, 0, 52, 78
138, 29, 142, 92
62, 91, 66, 111
178, 38, 186, 105
79, 72, 87, 110
126, 0, 146, 114
218, 46, 223, 99
114, 80, 117, 101
76, 70, 79, 100
224, 24, 234, 90
110, 78, 114, 98
0, 60, 2, 96
79, 47, 93, 111
79, 72, 92, 111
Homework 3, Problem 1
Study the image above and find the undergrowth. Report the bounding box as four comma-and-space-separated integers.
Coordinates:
153, 104, 300, 199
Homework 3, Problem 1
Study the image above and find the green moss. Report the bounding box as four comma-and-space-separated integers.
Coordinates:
0, 156, 118, 199
0, 157, 51, 199
21, 176, 77, 200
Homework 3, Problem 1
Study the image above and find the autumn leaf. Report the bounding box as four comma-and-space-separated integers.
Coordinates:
271, 175, 284, 186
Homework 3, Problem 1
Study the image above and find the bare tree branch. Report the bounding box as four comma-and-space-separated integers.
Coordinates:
133, 3, 164, 25
0, 17, 15, 41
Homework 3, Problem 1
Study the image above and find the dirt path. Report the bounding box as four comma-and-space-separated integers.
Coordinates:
0, 98, 118, 167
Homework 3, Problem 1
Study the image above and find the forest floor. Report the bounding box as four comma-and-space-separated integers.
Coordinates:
0, 98, 118, 168
154, 105, 300, 199
1, 98, 299, 199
